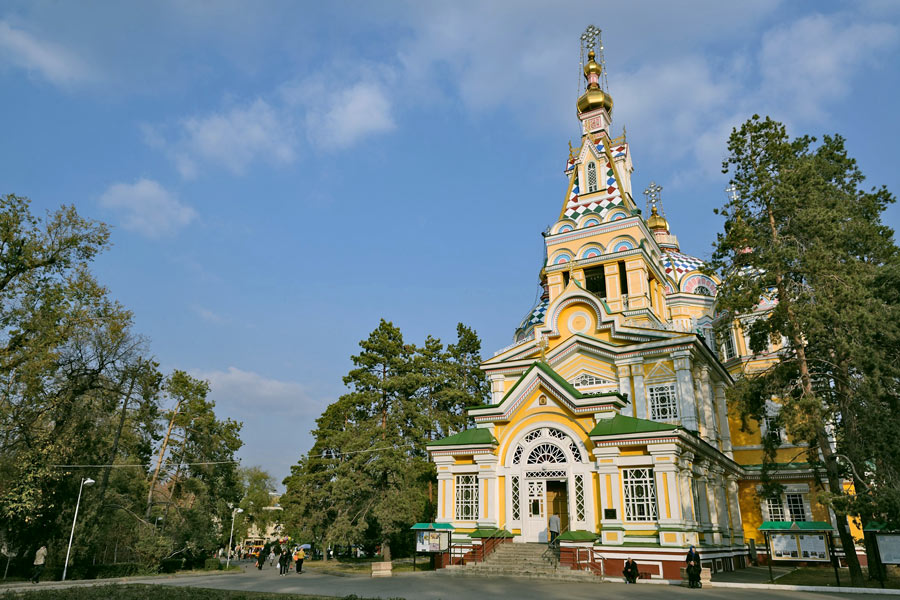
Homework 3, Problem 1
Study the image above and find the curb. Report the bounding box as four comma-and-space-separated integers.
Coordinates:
710, 581, 900, 595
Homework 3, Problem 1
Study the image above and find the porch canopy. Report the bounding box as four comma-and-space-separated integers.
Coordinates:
410, 523, 454, 531
758, 521, 834, 532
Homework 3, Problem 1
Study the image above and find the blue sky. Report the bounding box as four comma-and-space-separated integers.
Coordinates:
2, 1, 899, 486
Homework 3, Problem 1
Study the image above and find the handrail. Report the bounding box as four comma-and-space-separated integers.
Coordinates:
474, 528, 508, 563
541, 523, 569, 567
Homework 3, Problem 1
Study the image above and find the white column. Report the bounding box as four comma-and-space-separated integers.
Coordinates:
673, 351, 699, 430
594, 446, 624, 544
434, 457, 455, 523
700, 366, 718, 445
475, 454, 499, 527
617, 364, 633, 417
631, 362, 646, 420
693, 372, 707, 437
726, 475, 744, 543
677, 452, 696, 526
649, 444, 680, 526
715, 382, 733, 456
489, 373, 505, 404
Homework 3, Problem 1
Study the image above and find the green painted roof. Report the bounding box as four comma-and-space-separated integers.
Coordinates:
759, 521, 834, 531
589, 413, 678, 437
558, 530, 597, 542
743, 462, 812, 471
427, 428, 497, 447
410, 522, 454, 530
469, 528, 514, 539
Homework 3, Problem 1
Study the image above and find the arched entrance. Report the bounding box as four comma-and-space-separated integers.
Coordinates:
504, 425, 593, 543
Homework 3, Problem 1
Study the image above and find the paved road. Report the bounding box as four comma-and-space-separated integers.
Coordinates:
143, 563, 887, 599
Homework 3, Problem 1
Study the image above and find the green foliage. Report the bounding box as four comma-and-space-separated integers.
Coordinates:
203, 557, 223, 570
711, 116, 899, 585
282, 320, 489, 561
0, 195, 245, 578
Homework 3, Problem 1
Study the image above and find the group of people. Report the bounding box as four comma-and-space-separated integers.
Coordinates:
622, 545, 702, 588
256, 546, 305, 575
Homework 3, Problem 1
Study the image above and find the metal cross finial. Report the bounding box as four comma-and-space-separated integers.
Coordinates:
580, 25, 602, 53
725, 184, 740, 202
643, 181, 663, 214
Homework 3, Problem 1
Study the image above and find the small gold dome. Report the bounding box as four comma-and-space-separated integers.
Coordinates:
646, 205, 669, 232
576, 50, 613, 115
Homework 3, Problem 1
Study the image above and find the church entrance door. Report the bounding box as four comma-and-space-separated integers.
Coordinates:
525, 480, 547, 542
546, 480, 570, 534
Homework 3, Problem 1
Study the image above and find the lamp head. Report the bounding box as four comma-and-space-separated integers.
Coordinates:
235, 508, 244, 514
84, 478, 95, 486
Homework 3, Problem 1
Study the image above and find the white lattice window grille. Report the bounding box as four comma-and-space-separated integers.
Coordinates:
648, 384, 678, 422
766, 497, 786, 522
762, 414, 782, 443
527, 443, 566, 465
587, 162, 598, 193
455, 475, 478, 521
528, 481, 544, 517
512, 445, 523, 465
575, 474, 585, 521
572, 373, 610, 387
527, 469, 567, 479
623, 468, 658, 521
569, 441, 582, 462
786, 494, 807, 521
511, 476, 520, 520
548, 428, 567, 440
524, 429, 543, 443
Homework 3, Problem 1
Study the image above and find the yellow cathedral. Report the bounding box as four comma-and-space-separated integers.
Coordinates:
426, 32, 845, 581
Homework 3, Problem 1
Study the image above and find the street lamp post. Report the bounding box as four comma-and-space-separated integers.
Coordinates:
225, 508, 244, 569
63, 477, 95, 581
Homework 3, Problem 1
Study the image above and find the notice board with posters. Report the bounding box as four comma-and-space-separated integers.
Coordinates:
771, 533, 830, 562
415, 530, 449, 553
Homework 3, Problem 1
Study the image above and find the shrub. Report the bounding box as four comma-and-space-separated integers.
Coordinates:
203, 558, 222, 570
158, 558, 183, 573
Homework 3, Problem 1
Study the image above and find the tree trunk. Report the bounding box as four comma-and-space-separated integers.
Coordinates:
98, 373, 137, 506
146, 401, 182, 518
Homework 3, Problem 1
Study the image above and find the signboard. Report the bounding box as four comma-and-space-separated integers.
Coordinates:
771, 533, 829, 562
415, 530, 449, 553
876, 534, 900, 565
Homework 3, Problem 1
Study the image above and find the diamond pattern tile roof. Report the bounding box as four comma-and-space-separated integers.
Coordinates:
661, 249, 705, 282
563, 159, 625, 222
515, 297, 548, 337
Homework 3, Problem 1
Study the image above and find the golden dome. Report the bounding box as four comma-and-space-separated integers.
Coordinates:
576, 50, 613, 115
646, 205, 669, 232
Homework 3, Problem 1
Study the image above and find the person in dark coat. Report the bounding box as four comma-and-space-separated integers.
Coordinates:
685, 545, 701, 588
623, 557, 639, 584
256, 549, 266, 570
278, 547, 290, 576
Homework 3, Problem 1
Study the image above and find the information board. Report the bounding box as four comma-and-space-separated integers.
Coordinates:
416, 530, 449, 553
798, 534, 829, 561
877, 533, 900, 565
771, 534, 799, 560
770, 533, 830, 561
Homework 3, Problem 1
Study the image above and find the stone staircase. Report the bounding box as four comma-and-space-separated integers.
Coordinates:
441, 542, 600, 582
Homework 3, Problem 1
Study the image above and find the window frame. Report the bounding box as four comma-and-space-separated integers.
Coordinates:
622, 468, 658, 522
455, 474, 479, 521
648, 383, 679, 422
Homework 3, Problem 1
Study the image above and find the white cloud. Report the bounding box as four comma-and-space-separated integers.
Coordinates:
175, 99, 296, 177
194, 367, 318, 415
0, 20, 96, 86
192, 305, 226, 324
759, 15, 898, 121
98, 179, 197, 238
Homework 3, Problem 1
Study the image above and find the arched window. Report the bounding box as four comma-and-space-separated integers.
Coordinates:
586, 162, 598, 193
526, 443, 567, 464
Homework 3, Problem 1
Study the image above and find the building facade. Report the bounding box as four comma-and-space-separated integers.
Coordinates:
427, 41, 842, 580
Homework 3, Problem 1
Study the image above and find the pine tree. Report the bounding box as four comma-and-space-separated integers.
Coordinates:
711, 115, 899, 586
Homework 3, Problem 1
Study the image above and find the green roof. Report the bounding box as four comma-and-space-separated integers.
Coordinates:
742, 462, 812, 472
589, 413, 678, 437
469, 528, 514, 539
410, 522, 454, 530
759, 521, 834, 531
558, 530, 597, 542
427, 428, 497, 447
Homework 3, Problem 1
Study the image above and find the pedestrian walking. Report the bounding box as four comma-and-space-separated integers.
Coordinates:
548, 513, 560, 544
295, 547, 305, 573
31, 546, 47, 584
256, 549, 265, 570
685, 545, 701, 588
278, 547, 290, 575
268, 549, 276, 567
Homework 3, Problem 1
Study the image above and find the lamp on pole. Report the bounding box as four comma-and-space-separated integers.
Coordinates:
63, 477, 95, 581
225, 508, 244, 569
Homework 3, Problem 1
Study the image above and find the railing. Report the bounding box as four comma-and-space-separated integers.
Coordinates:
473, 528, 508, 564
541, 525, 569, 568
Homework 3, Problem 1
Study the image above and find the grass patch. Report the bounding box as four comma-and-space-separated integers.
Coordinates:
0, 584, 402, 600
776, 566, 900, 589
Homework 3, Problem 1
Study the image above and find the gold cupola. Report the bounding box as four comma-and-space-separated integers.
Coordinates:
646, 204, 669, 233
576, 50, 614, 115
